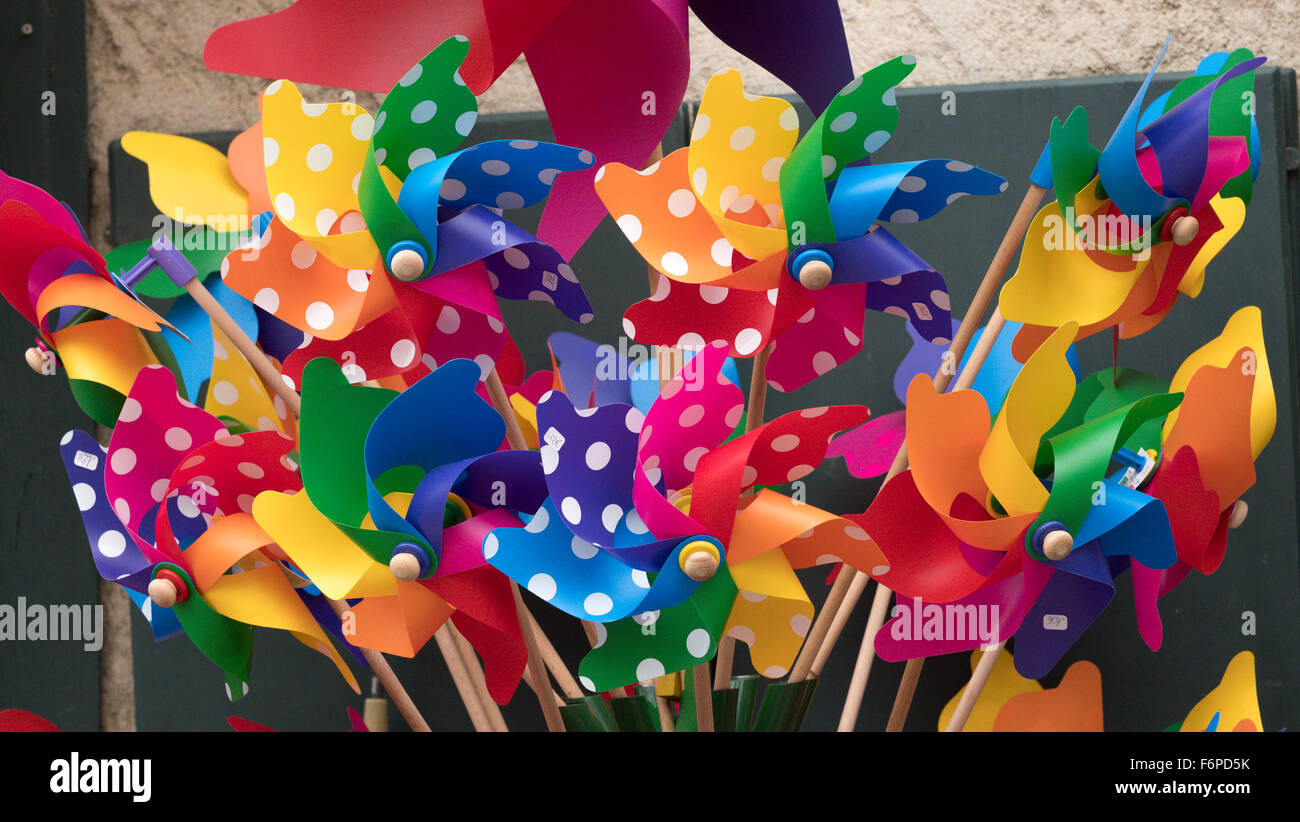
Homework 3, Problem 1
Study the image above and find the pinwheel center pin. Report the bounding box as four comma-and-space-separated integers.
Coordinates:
147, 568, 190, 608
788, 248, 834, 291
387, 243, 427, 282
1162, 208, 1200, 246
678, 539, 721, 581
1031, 521, 1075, 562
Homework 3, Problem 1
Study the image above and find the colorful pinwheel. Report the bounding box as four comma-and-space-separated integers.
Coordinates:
60, 365, 358, 699
251, 357, 550, 704
485, 341, 884, 690
939, 651, 1105, 732
866, 307, 1274, 678
1003, 46, 1265, 359
596, 59, 1006, 391
203, 0, 856, 259
0, 171, 178, 427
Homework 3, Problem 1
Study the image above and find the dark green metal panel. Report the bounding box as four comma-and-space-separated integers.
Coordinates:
0, 0, 98, 731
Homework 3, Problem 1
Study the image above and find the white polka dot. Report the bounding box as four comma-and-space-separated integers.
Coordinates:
830, 112, 857, 132
725, 404, 744, 429
727, 625, 756, 645
237, 494, 255, 512
397, 63, 422, 86
237, 462, 265, 479
626, 510, 648, 536
678, 404, 705, 427
274, 192, 295, 220
741, 589, 767, 602
527, 573, 557, 601
290, 241, 317, 269
699, 284, 729, 305
787, 464, 814, 482
625, 407, 645, 433
481, 159, 510, 176
616, 214, 642, 242
864, 130, 890, 153
118, 397, 142, 423
692, 166, 708, 194
844, 525, 870, 541
350, 113, 374, 141
176, 495, 200, 519
734, 327, 763, 356
585, 441, 611, 471
812, 351, 837, 375
560, 496, 582, 525
344, 269, 370, 293
109, 448, 136, 475
771, 434, 800, 452
495, 191, 523, 209
667, 189, 695, 217
661, 252, 688, 277
373, 148, 387, 165
729, 126, 756, 150
677, 332, 705, 349
254, 288, 280, 313
165, 427, 193, 451
262, 137, 280, 167
73, 483, 96, 511
305, 143, 333, 172
455, 110, 477, 136
305, 302, 334, 330
821, 155, 836, 177
97, 530, 126, 557
601, 504, 622, 533
436, 305, 461, 334
390, 339, 416, 368
691, 114, 710, 140
482, 533, 498, 559
683, 447, 708, 472
779, 108, 799, 131
210, 380, 239, 406
763, 665, 788, 678
408, 147, 437, 169
946, 160, 974, 172
710, 237, 734, 267
790, 614, 812, 637
524, 505, 550, 533
410, 100, 437, 124
314, 208, 337, 235
583, 593, 613, 617
891, 209, 920, 223
440, 178, 466, 200
882, 88, 897, 106
685, 628, 711, 658
571, 536, 598, 560
741, 465, 758, 486
579, 675, 596, 691
264, 79, 283, 95
578, 150, 594, 165
635, 658, 666, 680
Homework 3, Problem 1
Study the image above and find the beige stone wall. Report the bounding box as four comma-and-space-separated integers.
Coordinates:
86, 0, 1299, 251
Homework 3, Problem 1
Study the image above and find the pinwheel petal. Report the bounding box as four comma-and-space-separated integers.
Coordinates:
120, 131, 250, 229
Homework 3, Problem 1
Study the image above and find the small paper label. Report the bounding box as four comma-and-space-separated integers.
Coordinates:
1042, 614, 1068, 631
74, 450, 99, 471
541, 270, 559, 291
543, 426, 565, 451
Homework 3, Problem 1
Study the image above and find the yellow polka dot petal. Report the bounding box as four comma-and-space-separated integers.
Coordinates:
724, 549, 812, 679
121, 131, 249, 228
260, 80, 377, 268
979, 322, 1078, 515
205, 325, 284, 434
688, 70, 791, 261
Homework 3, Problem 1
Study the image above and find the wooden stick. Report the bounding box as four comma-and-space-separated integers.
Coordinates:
693, 662, 714, 732
943, 642, 1006, 732
885, 654, 924, 732
183, 276, 301, 416
714, 342, 774, 688
520, 600, 583, 699
326, 598, 430, 732
835, 577, 891, 730
434, 625, 493, 731
790, 184, 1046, 684
448, 622, 509, 731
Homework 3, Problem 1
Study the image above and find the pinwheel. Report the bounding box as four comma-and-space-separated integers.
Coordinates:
865, 307, 1273, 684
203, 0, 856, 259
484, 341, 884, 691
1175, 651, 1263, 732
250, 357, 550, 706
1003, 45, 1265, 359
596, 59, 1006, 392
0, 170, 178, 427
59, 364, 359, 700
